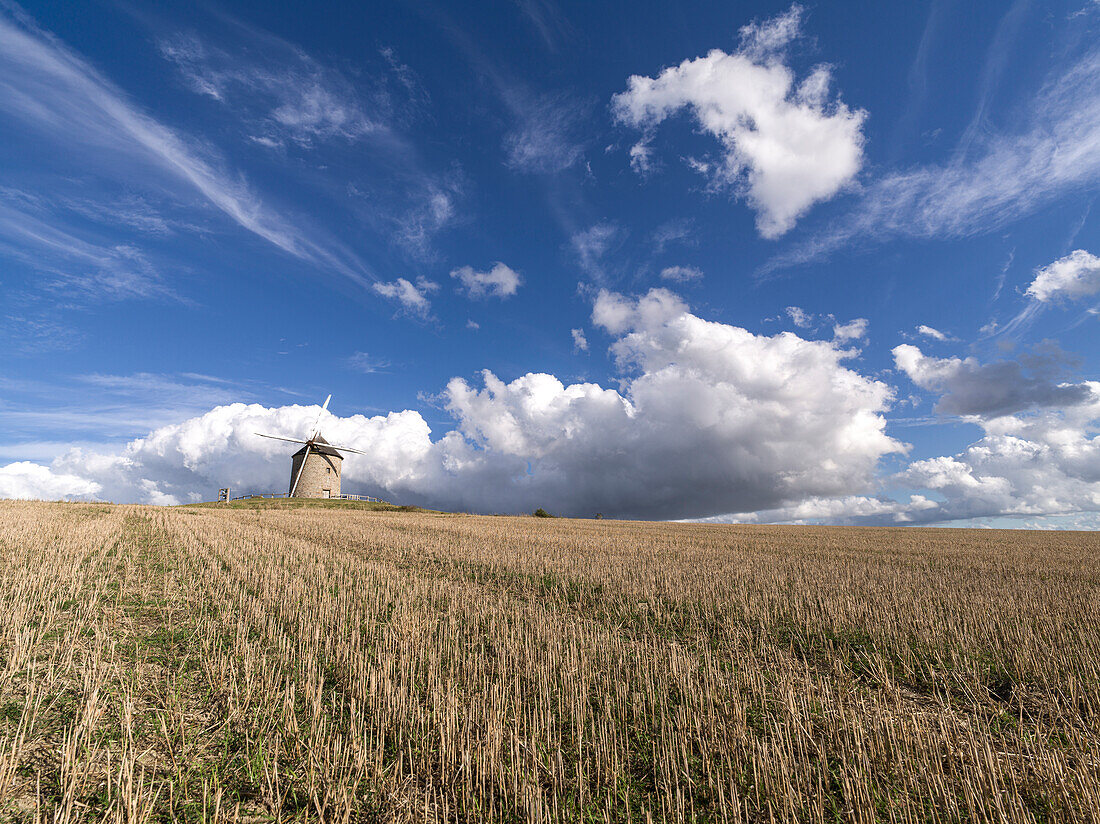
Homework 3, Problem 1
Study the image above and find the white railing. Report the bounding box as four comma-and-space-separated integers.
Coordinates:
229, 492, 381, 502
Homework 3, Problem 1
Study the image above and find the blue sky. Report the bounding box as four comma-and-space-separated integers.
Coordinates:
2, 0, 1100, 526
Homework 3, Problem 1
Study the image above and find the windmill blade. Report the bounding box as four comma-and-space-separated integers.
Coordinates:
323, 443, 367, 455
256, 433, 309, 445
289, 444, 311, 497
309, 394, 332, 440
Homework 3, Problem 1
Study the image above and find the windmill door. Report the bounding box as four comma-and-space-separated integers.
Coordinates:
322, 489, 330, 498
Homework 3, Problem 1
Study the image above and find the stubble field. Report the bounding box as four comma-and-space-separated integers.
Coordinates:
0, 500, 1097, 822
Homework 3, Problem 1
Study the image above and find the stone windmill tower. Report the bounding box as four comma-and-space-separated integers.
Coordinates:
255, 395, 365, 498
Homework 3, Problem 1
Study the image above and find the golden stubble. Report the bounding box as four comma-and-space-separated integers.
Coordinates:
0, 500, 1097, 822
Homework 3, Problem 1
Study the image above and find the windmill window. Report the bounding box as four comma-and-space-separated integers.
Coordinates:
326, 467, 331, 474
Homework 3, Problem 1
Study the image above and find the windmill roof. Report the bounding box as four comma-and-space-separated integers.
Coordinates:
292, 434, 343, 459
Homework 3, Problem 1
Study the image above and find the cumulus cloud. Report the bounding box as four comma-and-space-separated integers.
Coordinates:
0, 461, 101, 500
450, 262, 522, 299
7, 289, 902, 519
707, 379, 1100, 525
837, 342, 1100, 526
628, 139, 655, 174
693, 493, 937, 526
571, 328, 588, 351
1025, 249, 1100, 303
737, 4, 804, 58
372, 277, 439, 317
833, 318, 868, 342
785, 306, 813, 328
659, 265, 703, 282
897, 396, 1100, 522
611, 4, 866, 238
916, 324, 950, 341
893, 343, 1095, 417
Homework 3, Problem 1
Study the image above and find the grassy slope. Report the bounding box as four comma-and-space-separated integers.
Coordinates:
181, 496, 436, 513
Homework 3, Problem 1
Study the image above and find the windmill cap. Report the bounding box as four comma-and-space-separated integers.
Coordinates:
292, 434, 343, 458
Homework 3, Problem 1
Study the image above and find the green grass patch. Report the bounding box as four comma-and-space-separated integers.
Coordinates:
180, 496, 438, 513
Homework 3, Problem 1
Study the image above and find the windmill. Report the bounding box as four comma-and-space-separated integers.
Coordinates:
255, 395, 366, 498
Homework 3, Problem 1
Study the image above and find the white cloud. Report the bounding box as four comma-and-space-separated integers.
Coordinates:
704, 380, 1100, 526
571, 328, 588, 351
737, 4, 804, 58
9, 289, 902, 519
372, 277, 438, 317
659, 265, 703, 282
450, 262, 522, 299
692, 493, 936, 526
897, 394, 1100, 523
785, 306, 813, 328
0, 370, 266, 449
703, 339, 1100, 527
893, 344, 1094, 417
612, 4, 866, 238
833, 317, 868, 342
628, 137, 657, 174
0, 461, 100, 500
1025, 249, 1100, 302
916, 324, 950, 341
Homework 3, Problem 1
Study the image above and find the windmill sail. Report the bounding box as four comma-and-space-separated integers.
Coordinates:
289, 444, 311, 496
255, 433, 309, 445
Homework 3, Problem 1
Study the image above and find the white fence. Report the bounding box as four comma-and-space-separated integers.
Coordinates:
230, 492, 381, 503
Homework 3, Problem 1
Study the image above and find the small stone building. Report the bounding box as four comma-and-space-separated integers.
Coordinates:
289, 436, 343, 498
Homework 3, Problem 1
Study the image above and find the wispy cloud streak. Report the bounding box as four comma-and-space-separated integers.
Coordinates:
0, 198, 178, 302
159, 31, 383, 146
765, 42, 1100, 273
0, 6, 372, 286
